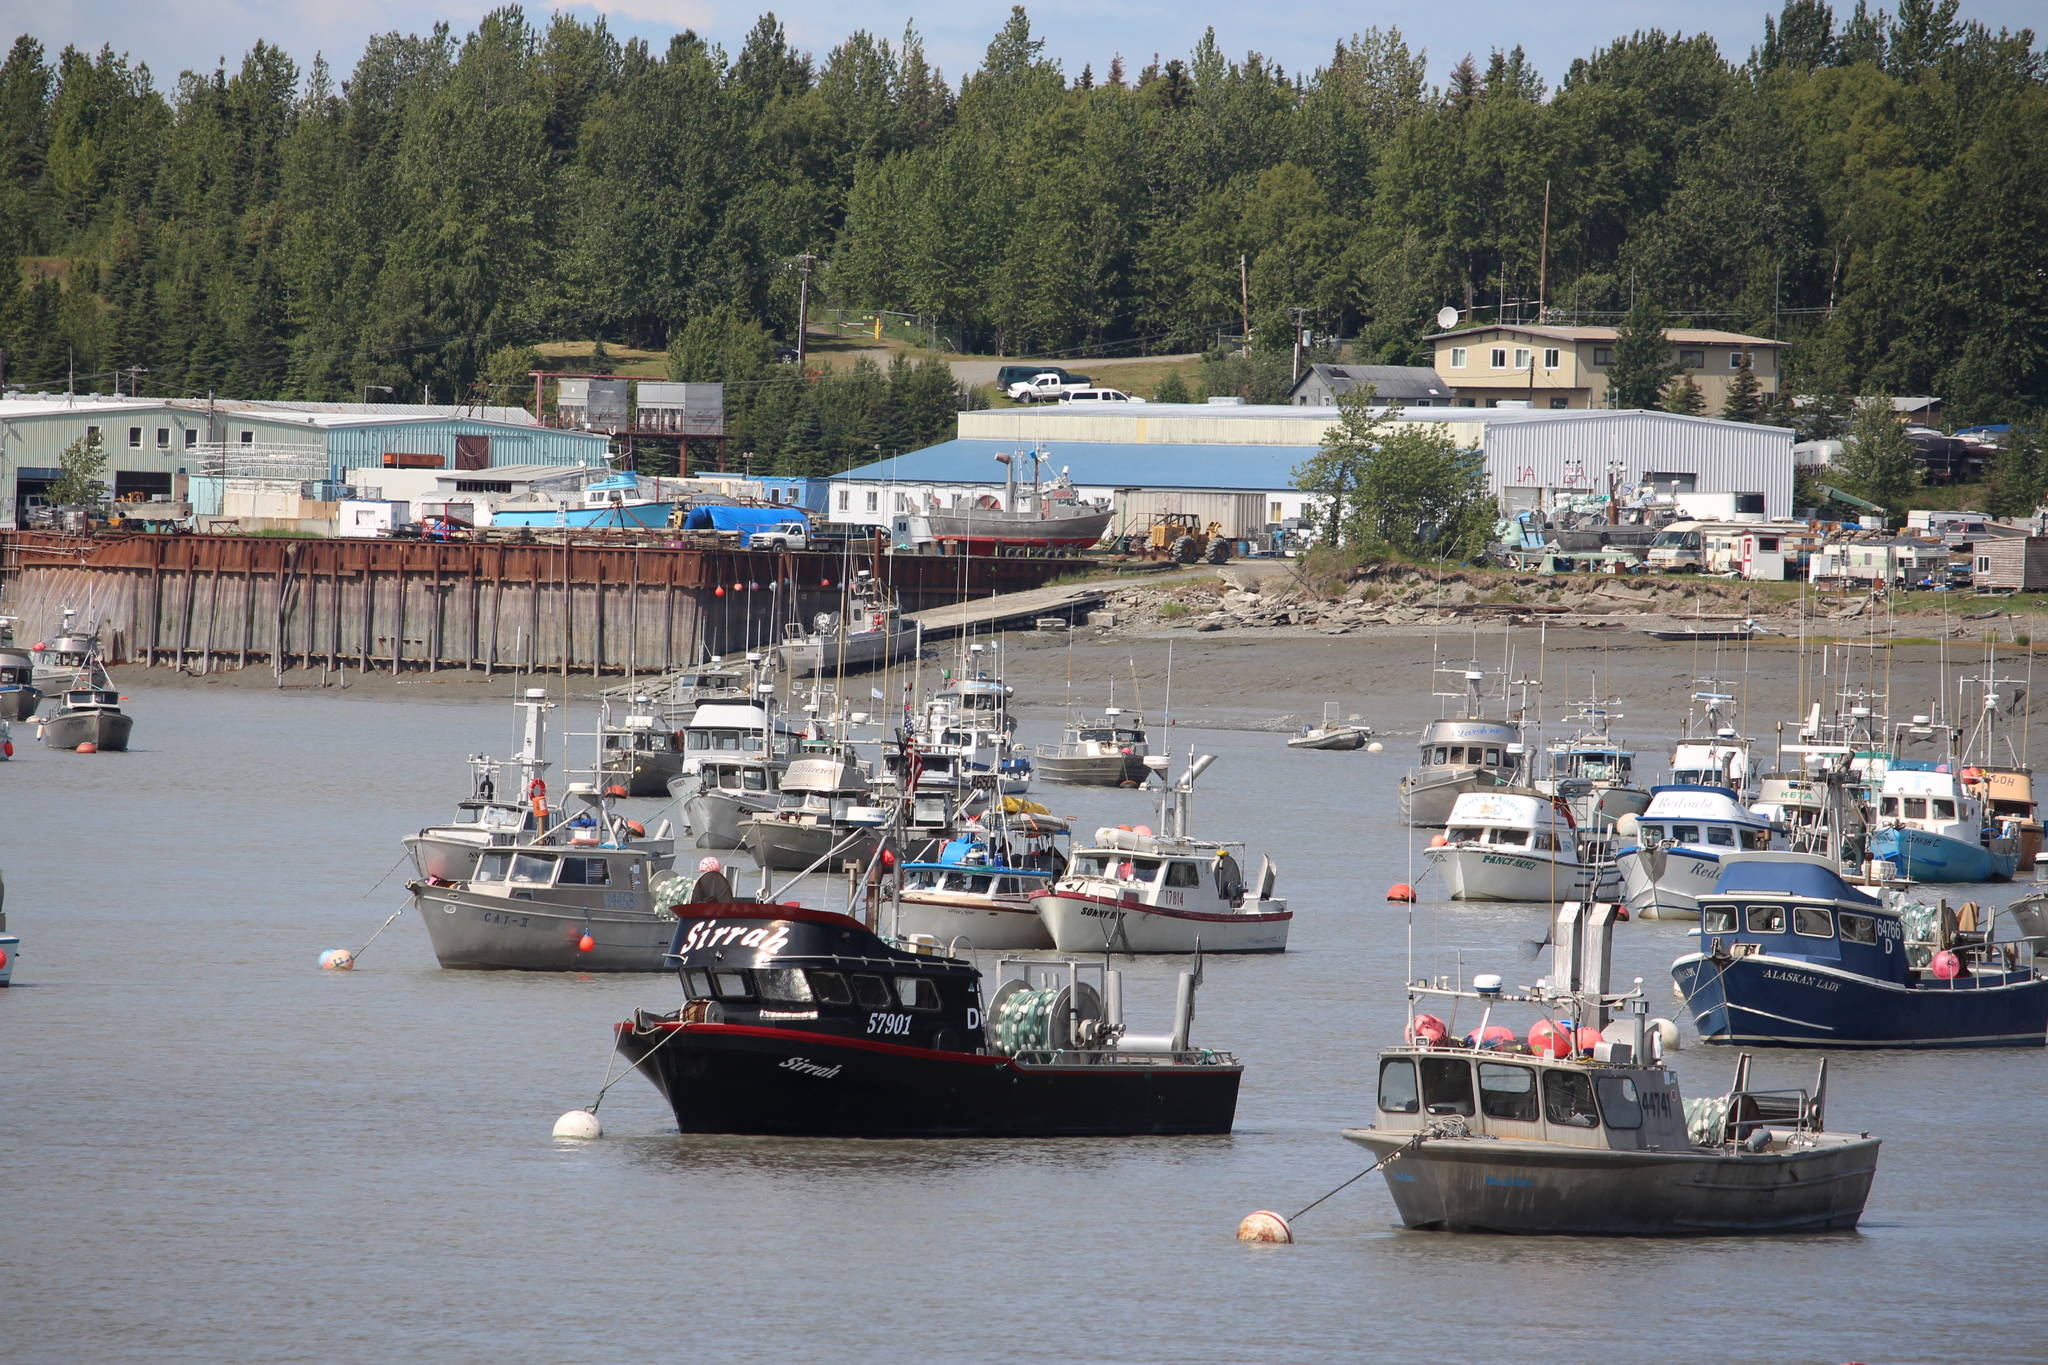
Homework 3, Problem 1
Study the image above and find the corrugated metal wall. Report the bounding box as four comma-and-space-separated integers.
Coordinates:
1483, 414, 1793, 517
321, 420, 610, 477
1112, 489, 1268, 538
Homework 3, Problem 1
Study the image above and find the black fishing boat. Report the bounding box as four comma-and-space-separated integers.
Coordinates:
614, 902, 1241, 1137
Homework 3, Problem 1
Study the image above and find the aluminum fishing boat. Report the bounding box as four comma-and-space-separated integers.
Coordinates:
40, 685, 132, 751
404, 690, 555, 882
615, 903, 1239, 1136
0, 633, 41, 721
1344, 900, 1881, 1234
1398, 665, 1523, 828
1033, 707, 1151, 787
782, 572, 921, 678
598, 708, 685, 798
672, 753, 788, 849
27, 609, 102, 689
1673, 853, 2048, 1048
893, 806, 1071, 950
918, 450, 1114, 553
1287, 703, 1373, 751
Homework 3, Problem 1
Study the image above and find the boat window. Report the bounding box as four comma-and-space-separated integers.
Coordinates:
712, 971, 752, 999
1164, 861, 1201, 887
1486, 748, 1503, 766
743, 769, 767, 791
1746, 904, 1787, 933
1432, 747, 1449, 764
683, 969, 714, 1000
1478, 1063, 1540, 1121
1594, 1075, 1643, 1130
1671, 825, 1701, 844
1744, 829, 1771, 849
755, 968, 814, 1005
1840, 913, 1878, 945
1126, 858, 1163, 882
1378, 1059, 1420, 1114
506, 853, 556, 885
556, 857, 610, 886
1639, 824, 1664, 842
894, 976, 940, 1011
1531, 831, 1556, 852
807, 970, 854, 1005
1420, 1058, 1475, 1116
1931, 799, 1956, 819
1543, 1069, 1599, 1128
1706, 827, 1735, 847
1879, 796, 1899, 816
1701, 904, 1738, 933
687, 731, 708, 750
1447, 827, 1481, 843
1794, 906, 1834, 938
476, 852, 513, 881
1072, 854, 1112, 879
1903, 797, 1928, 819
850, 974, 892, 1008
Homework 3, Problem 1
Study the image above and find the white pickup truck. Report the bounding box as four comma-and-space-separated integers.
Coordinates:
1005, 371, 1093, 404
745, 520, 810, 551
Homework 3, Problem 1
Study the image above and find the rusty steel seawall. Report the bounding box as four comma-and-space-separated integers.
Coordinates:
0, 532, 1086, 676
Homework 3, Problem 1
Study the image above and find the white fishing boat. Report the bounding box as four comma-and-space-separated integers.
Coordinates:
1667, 682, 1756, 797
404, 690, 556, 882
1398, 664, 1524, 827
893, 806, 1072, 950
1615, 785, 1778, 920
782, 572, 921, 678
1288, 703, 1373, 751
1033, 753, 1288, 953
1538, 697, 1649, 828
1425, 790, 1620, 903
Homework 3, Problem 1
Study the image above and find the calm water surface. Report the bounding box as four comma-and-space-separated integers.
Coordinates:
3, 680, 2044, 1363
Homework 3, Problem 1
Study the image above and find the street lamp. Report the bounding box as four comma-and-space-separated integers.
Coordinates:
362, 385, 394, 403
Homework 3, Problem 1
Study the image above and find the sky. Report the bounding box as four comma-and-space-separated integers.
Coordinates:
4, 0, 2040, 91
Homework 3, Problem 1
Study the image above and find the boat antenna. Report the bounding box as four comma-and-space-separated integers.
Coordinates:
1162, 638, 1174, 727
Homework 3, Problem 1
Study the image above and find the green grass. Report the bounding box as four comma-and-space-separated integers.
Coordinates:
531, 340, 669, 378
1157, 602, 1192, 620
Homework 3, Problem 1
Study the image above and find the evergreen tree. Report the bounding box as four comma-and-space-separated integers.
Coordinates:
1720, 361, 1766, 422
1661, 373, 1706, 414
1152, 370, 1194, 403
1831, 401, 1923, 524
1606, 295, 1678, 409
1984, 425, 2048, 519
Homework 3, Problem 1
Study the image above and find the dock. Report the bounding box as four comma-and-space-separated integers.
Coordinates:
907, 580, 1110, 642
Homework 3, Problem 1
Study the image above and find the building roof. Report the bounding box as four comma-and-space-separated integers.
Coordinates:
1288, 364, 1453, 402
831, 439, 1311, 491
430, 463, 595, 483
964, 402, 1789, 433
0, 394, 546, 427
1423, 324, 1786, 348
219, 399, 540, 426
0, 395, 167, 418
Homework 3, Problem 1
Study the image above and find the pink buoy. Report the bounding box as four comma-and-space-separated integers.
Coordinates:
1386, 883, 1416, 902
1429, 833, 1448, 847
1526, 1019, 1572, 1057
697, 855, 722, 873
1931, 950, 1962, 980
1411, 1013, 1447, 1044
1133, 824, 1154, 838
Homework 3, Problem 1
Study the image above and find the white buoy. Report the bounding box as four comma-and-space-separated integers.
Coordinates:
1614, 812, 1640, 839
1648, 1017, 1682, 1051
553, 1108, 603, 1140
1237, 1210, 1294, 1243
318, 948, 355, 971
1366, 741, 1385, 754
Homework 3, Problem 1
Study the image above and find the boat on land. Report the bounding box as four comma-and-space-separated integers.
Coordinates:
1399, 664, 1524, 828
1033, 706, 1152, 787
782, 572, 922, 677
489, 475, 675, 529
1672, 853, 2048, 1048
1615, 784, 1777, 920
614, 902, 1240, 1137
1425, 790, 1620, 903
40, 684, 132, 751
1033, 753, 1288, 953
1288, 703, 1373, 751
918, 450, 1115, 553
1343, 899, 1881, 1235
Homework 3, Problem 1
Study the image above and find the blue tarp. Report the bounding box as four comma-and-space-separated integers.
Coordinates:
1711, 855, 1883, 907
682, 505, 806, 533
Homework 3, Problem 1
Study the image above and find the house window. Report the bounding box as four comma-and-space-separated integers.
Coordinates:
1549, 397, 1570, 409
1677, 349, 1705, 369
183, 429, 197, 448
1543, 348, 1561, 369
86, 424, 101, 443
128, 427, 142, 448
1490, 348, 1508, 369
1449, 347, 1468, 368
239, 430, 255, 444
156, 427, 170, 448
864, 490, 878, 513
893, 492, 909, 512
1270, 501, 1283, 521
1729, 351, 1749, 370
1592, 347, 1614, 367
1512, 347, 1531, 370
836, 489, 849, 511
1976, 554, 1992, 573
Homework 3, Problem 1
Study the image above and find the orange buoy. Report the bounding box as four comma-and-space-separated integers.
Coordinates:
1386, 883, 1415, 902
1527, 1019, 1572, 1057
577, 933, 596, 954
605, 784, 628, 798
1411, 1013, 1447, 1044
1428, 833, 1448, 847
76, 742, 98, 754
623, 819, 646, 837
715, 586, 725, 597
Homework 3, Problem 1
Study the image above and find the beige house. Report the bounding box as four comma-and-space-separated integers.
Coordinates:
1426, 325, 1784, 410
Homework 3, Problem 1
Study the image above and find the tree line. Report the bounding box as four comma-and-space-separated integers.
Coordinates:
0, 1, 2043, 481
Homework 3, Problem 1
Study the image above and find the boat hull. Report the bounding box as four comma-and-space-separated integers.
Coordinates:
1288, 729, 1368, 751
409, 883, 674, 971
603, 750, 681, 799
1033, 890, 1290, 953
616, 1020, 1240, 1137
1426, 846, 1617, 903
682, 788, 782, 850
403, 828, 508, 882
1342, 1129, 1879, 1235
42, 709, 132, 751
785, 628, 922, 678
1400, 767, 1513, 828
1036, 752, 1150, 787
894, 895, 1054, 951
0, 685, 39, 721
1674, 950, 2048, 1048
0, 932, 17, 985
1867, 827, 2017, 883
740, 819, 884, 872
921, 506, 1114, 552
1619, 845, 1728, 919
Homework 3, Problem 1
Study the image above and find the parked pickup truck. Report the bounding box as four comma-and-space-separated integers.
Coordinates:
745, 520, 811, 551
995, 364, 1090, 392
1006, 371, 1095, 403
1060, 387, 1145, 405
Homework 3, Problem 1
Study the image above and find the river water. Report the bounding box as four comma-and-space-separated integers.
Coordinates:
3, 679, 2044, 1363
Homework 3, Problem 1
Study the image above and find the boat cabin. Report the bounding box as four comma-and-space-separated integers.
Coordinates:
34, 632, 98, 674
1414, 718, 1521, 779
681, 701, 779, 771
603, 714, 682, 756
698, 756, 778, 796
1549, 743, 1635, 785
474, 846, 650, 896
1633, 784, 1772, 851
1877, 763, 1999, 844
1376, 1046, 1690, 1151
58, 687, 122, 712
1442, 791, 1579, 854
1067, 708, 1147, 754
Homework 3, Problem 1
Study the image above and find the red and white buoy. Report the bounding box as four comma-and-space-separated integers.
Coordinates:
1236, 1210, 1293, 1243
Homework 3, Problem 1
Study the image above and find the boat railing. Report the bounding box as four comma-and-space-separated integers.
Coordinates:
1005, 1046, 1238, 1067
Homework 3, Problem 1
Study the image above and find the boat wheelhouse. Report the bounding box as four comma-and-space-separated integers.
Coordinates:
1672, 853, 2048, 1048
1616, 784, 1777, 920
614, 902, 1240, 1137
679, 699, 782, 777
1033, 706, 1151, 787
1425, 790, 1620, 903
1539, 699, 1649, 828
405, 689, 557, 882
1867, 762, 2019, 884
599, 711, 685, 797
782, 572, 921, 678
673, 753, 788, 850
1398, 666, 1523, 828
0, 643, 40, 721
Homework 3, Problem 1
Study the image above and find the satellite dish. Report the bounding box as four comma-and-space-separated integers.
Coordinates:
1436, 306, 1460, 330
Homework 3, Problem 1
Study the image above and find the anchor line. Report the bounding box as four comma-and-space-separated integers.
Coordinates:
355, 906, 405, 957
359, 850, 411, 899
1288, 1129, 1432, 1222
587, 1016, 691, 1113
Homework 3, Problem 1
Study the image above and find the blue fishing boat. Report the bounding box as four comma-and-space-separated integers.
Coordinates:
1866, 761, 2019, 883
1672, 853, 2048, 1048
491, 475, 675, 529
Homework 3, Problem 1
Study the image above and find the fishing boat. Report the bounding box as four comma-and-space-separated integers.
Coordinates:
678, 689, 784, 776
1952, 652, 2041, 870
919, 450, 1115, 553
0, 635, 40, 721
28, 609, 102, 689
1033, 707, 1151, 787
672, 753, 788, 849
1666, 682, 1756, 797
1288, 703, 1373, 751
1425, 790, 1621, 903
1033, 753, 1289, 953
1398, 665, 1524, 828
597, 707, 685, 798
1867, 761, 2019, 884
1672, 853, 2048, 1048
0, 871, 16, 986
914, 657, 1033, 793
893, 805, 1072, 950
1343, 899, 1881, 1234
613, 903, 1239, 1136
404, 690, 558, 882
1538, 697, 1650, 827
40, 684, 132, 751
408, 784, 680, 971
489, 475, 675, 529
1615, 785, 1778, 920
738, 754, 890, 872
782, 572, 922, 677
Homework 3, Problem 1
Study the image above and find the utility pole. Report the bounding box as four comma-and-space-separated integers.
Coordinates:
1537, 179, 1551, 322
795, 253, 817, 371
1238, 255, 1251, 355
1289, 306, 1309, 387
